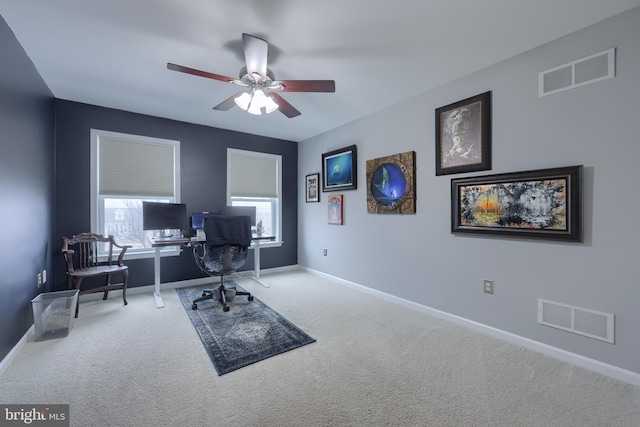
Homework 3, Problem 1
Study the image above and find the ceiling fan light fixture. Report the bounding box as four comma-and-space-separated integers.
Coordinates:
237, 88, 279, 115
262, 93, 279, 114
234, 92, 252, 110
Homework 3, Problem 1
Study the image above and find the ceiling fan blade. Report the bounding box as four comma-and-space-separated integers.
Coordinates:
276, 80, 336, 93
242, 33, 268, 78
212, 92, 244, 111
270, 93, 301, 118
167, 63, 235, 84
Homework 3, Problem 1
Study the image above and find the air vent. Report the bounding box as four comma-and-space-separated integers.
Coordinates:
538, 299, 614, 344
539, 48, 615, 97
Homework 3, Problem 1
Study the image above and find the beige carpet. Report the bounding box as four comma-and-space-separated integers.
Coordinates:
1, 269, 639, 426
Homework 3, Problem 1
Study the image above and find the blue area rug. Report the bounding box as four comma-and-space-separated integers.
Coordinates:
176, 282, 316, 375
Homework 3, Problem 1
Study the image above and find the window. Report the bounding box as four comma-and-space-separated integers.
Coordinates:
91, 129, 180, 258
227, 149, 282, 245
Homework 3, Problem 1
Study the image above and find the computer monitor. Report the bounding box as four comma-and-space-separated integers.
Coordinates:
142, 201, 188, 231
190, 211, 220, 229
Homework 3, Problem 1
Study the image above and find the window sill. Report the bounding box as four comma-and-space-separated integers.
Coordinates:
250, 240, 283, 249
99, 246, 181, 262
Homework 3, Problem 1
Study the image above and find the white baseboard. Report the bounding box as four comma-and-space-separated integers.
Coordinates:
302, 267, 640, 388
0, 325, 33, 379
76, 266, 299, 302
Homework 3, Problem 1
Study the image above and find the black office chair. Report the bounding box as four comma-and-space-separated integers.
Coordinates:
191, 215, 253, 312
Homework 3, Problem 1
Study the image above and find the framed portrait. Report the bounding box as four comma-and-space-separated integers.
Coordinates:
305, 173, 320, 203
327, 194, 343, 225
366, 151, 416, 214
436, 91, 491, 176
451, 165, 583, 242
322, 145, 357, 192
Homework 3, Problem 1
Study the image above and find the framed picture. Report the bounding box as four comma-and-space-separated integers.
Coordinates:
322, 145, 357, 192
366, 151, 416, 214
305, 173, 320, 203
328, 194, 343, 225
451, 165, 583, 242
436, 91, 491, 176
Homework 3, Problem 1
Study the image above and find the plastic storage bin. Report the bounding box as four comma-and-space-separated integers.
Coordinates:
31, 289, 79, 341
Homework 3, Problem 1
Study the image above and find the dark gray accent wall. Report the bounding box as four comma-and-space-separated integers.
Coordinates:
53, 100, 298, 290
1, 12, 297, 363
0, 15, 55, 362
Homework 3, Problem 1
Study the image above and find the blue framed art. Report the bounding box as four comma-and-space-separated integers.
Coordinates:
366, 151, 416, 214
322, 145, 357, 192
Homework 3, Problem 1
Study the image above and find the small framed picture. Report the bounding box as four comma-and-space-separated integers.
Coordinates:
305, 173, 320, 203
328, 194, 343, 225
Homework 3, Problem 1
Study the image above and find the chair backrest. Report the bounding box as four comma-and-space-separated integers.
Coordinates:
203, 215, 252, 247
193, 216, 252, 276
61, 233, 121, 272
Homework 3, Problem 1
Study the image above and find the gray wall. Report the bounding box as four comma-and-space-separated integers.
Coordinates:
298, 7, 640, 374
0, 15, 55, 361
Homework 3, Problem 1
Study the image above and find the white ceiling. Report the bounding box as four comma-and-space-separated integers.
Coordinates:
1, 1, 639, 142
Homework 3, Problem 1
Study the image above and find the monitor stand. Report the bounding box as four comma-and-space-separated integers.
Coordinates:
159, 229, 175, 238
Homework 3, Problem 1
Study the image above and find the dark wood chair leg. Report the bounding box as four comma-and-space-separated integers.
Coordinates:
72, 278, 82, 318
122, 270, 128, 306
103, 273, 111, 301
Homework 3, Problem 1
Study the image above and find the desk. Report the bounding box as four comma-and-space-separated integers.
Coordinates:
150, 237, 190, 308
251, 233, 275, 288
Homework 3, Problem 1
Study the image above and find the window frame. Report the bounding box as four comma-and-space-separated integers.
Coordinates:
227, 148, 283, 248
90, 129, 181, 259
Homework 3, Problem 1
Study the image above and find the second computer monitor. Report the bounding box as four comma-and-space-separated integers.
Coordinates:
190, 211, 219, 229
191, 206, 256, 229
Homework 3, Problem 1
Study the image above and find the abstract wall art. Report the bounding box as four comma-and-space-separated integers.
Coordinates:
451, 165, 583, 242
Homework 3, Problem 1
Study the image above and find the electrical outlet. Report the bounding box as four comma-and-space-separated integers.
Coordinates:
37, 273, 42, 288
323, 248, 327, 256
483, 280, 494, 294
42, 269, 47, 284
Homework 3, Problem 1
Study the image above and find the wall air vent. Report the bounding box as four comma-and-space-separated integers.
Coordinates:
538, 299, 614, 344
539, 48, 615, 97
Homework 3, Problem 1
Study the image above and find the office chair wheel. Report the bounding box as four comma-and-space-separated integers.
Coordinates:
223, 306, 230, 312
192, 303, 198, 310
248, 295, 254, 301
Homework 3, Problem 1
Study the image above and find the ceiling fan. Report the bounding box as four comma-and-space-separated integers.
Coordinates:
167, 33, 335, 118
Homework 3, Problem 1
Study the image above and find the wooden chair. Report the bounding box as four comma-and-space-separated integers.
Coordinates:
61, 233, 131, 317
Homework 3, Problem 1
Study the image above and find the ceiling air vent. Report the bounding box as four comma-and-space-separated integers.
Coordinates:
539, 47, 615, 97
538, 299, 614, 344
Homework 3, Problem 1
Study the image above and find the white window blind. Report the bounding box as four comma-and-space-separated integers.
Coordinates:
97, 134, 177, 197
228, 149, 279, 198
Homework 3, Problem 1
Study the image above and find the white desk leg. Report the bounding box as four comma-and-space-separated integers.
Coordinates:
251, 239, 270, 288
153, 247, 164, 308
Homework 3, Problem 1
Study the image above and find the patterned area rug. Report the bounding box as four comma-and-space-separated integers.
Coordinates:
176, 282, 316, 375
